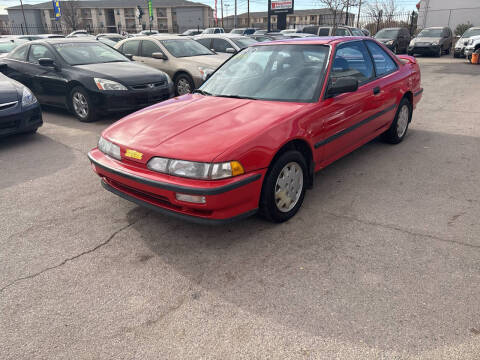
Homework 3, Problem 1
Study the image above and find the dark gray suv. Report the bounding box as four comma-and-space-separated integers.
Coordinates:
408, 27, 453, 57
374, 27, 411, 54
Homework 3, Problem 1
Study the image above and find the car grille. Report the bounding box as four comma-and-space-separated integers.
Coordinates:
0, 120, 19, 130
131, 81, 166, 90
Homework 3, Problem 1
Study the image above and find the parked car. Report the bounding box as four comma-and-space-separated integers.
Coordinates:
115, 35, 226, 95
250, 34, 278, 42
96, 33, 125, 43
374, 27, 411, 54
454, 26, 480, 58
88, 37, 422, 224
408, 26, 453, 57
0, 38, 173, 122
464, 35, 480, 60
181, 29, 204, 36
361, 28, 371, 37
4, 34, 64, 41
301, 25, 364, 36
0, 38, 28, 58
282, 33, 317, 39
230, 28, 257, 35
280, 29, 298, 34
253, 30, 268, 35
0, 71, 42, 137
203, 28, 225, 34
66, 30, 92, 38
194, 34, 257, 58
138, 30, 160, 36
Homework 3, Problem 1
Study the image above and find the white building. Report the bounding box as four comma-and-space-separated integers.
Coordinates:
417, 0, 480, 31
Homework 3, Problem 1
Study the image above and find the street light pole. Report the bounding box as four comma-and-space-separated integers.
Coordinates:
356, 0, 362, 28
19, 0, 29, 35
247, 0, 250, 27
234, 0, 237, 28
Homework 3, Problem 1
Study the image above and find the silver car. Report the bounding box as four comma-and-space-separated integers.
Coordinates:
193, 34, 258, 59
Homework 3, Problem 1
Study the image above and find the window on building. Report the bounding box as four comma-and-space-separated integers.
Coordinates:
157, 8, 167, 17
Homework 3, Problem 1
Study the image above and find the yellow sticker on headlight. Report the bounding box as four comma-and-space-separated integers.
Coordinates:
125, 149, 143, 160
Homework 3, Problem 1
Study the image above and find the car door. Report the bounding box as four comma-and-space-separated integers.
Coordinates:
317, 40, 377, 163
137, 39, 174, 78
25, 43, 68, 105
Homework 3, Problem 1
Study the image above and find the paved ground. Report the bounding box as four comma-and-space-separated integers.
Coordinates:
1, 56, 479, 359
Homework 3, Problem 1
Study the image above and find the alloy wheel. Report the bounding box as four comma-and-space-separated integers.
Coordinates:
176, 78, 192, 95
72, 92, 88, 119
274, 162, 303, 213
396, 104, 409, 138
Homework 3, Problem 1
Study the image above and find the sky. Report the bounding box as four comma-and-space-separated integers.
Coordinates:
0, 0, 420, 15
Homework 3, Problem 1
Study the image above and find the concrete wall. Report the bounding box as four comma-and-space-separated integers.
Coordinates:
418, 0, 480, 31
175, 7, 204, 33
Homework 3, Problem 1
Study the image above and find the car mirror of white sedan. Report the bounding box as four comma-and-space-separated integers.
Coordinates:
152, 52, 168, 60
226, 47, 236, 54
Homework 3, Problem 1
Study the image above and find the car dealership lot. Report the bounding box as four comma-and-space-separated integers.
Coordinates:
1, 56, 479, 359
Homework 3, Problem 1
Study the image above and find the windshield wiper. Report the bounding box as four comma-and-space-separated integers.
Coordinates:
193, 89, 213, 96
215, 94, 257, 100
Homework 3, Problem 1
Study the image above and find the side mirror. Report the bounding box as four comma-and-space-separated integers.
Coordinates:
152, 52, 167, 60
326, 77, 359, 98
124, 53, 134, 60
38, 58, 56, 67
226, 47, 236, 54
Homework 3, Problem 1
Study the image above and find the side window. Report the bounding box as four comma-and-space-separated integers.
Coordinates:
196, 38, 211, 49
8, 44, 29, 61
334, 28, 348, 36
28, 44, 55, 64
117, 43, 124, 53
319, 28, 330, 36
123, 40, 140, 56
141, 40, 161, 57
212, 38, 230, 53
365, 41, 398, 76
331, 41, 374, 84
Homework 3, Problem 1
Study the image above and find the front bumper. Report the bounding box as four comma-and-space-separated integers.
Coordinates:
408, 44, 440, 55
454, 47, 465, 57
0, 103, 42, 137
88, 149, 265, 224
90, 85, 172, 113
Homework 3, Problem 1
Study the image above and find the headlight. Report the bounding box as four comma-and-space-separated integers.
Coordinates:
94, 78, 127, 91
468, 39, 474, 45
98, 136, 121, 160
21, 87, 37, 107
431, 41, 439, 45
409, 40, 415, 46
197, 67, 215, 81
147, 157, 245, 180
386, 40, 394, 45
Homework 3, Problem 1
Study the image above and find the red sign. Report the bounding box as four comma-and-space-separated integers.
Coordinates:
271, 0, 292, 10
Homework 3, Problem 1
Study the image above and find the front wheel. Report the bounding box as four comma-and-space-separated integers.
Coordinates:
259, 150, 307, 223
174, 74, 194, 96
436, 47, 442, 57
382, 98, 412, 144
69, 86, 96, 122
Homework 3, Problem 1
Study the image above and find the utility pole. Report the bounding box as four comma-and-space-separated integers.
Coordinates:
356, 0, 362, 28
234, 0, 237, 28
247, 0, 250, 27
221, 0, 224, 28
19, 0, 29, 35
225, 3, 230, 28
345, 0, 350, 26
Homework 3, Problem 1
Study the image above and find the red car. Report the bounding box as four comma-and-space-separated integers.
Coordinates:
88, 37, 422, 224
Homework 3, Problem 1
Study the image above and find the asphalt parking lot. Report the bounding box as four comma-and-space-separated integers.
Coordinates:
1, 56, 479, 359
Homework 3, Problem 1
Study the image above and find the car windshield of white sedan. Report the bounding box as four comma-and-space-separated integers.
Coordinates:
53, 42, 129, 65
462, 28, 480, 38
200, 44, 329, 102
159, 39, 214, 57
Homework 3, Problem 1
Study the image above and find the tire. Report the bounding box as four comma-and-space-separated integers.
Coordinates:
259, 150, 307, 223
69, 86, 96, 122
174, 73, 194, 96
453, 52, 460, 58
446, 46, 450, 55
435, 46, 442, 57
382, 98, 412, 144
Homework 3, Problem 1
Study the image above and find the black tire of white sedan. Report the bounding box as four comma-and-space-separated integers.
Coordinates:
70, 86, 96, 122
175, 74, 194, 96
260, 150, 307, 223
383, 98, 412, 144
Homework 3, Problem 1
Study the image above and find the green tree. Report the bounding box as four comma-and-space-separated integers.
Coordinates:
455, 23, 472, 37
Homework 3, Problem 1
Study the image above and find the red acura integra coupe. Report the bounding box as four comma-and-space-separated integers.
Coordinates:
88, 37, 422, 224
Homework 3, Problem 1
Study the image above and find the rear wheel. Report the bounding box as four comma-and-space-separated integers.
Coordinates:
259, 150, 307, 223
382, 98, 412, 144
69, 86, 96, 122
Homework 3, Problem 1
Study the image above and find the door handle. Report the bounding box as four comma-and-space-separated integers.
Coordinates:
373, 87, 381, 95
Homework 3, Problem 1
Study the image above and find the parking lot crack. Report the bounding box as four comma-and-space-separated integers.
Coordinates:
0, 219, 141, 295
325, 211, 480, 250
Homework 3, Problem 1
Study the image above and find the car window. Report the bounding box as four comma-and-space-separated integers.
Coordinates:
159, 39, 214, 57
28, 44, 56, 64
6, 43, 28, 59
303, 26, 319, 35
141, 40, 161, 57
53, 42, 129, 65
232, 37, 257, 49
196, 38, 211, 49
352, 29, 365, 36
334, 28, 348, 36
212, 38, 230, 52
123, 39, 140, 56
319, 28, 330, 36
331, 41, 374, 84
365, 41, 397, 76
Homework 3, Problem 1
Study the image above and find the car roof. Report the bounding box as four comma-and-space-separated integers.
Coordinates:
195, 33, 246, 38
252, 36, 367, 46
30, 38, 100, 44
379, 27, 402, 30
424, 26, 446, 29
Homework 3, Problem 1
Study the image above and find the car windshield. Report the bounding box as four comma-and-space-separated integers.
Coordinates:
159, 39, 214, 57
232, 37, 258, 48
462, 28, 480, 38
231, 29, 244, 34
351, 28, 365, 36
200, 44, 329, 102
53, 42, 129, 65
0, 40, 26, 53
375, 29, 399, 39
418, 29, 443, 37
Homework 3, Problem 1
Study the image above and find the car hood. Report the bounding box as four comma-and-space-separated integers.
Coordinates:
74, 61, 166, 85
0, 74, 20, 103
103, 94, 306, 163
412, 37, 441, 43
